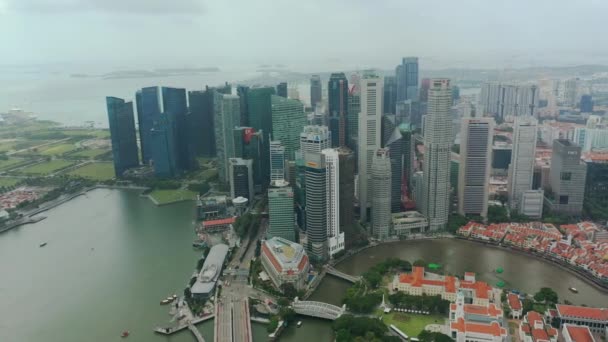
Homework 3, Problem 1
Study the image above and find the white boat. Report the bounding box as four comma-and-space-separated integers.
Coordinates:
569, 287, 578, 293
297, 321, 302, 328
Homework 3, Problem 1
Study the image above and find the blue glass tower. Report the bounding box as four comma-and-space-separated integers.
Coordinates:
150, 114, 178, 178
162, 87, 196, 172
106, 97, 139, 177
396, 57, 419, 101
135, 87, 161, 164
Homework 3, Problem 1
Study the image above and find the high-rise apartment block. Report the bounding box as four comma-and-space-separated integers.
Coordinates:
508, 117, 538, 212
106, 97, 139, 177
458, 118, 494, 218
421, 79, 452, 230
357, 72, 383, 222
371, 148, 392, 240
547, 139, 587, 215
479, 83, 539, 120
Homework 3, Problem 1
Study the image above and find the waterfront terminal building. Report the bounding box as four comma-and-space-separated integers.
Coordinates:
261, 237, 310, 291
191, 244, 229, 299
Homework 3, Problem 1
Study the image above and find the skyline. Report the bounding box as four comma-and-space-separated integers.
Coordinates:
2, 0, 608, 70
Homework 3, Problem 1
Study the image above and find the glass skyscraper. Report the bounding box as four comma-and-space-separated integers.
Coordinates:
328, 73, 349, 147
162, 87, 195, 172
106, 97, 139, 177
270, 95, 307, 161
396, 57, 419, 102
135, 86, 161, 164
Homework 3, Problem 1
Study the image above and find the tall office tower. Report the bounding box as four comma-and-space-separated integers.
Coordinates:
547, 139, 587, 215
215, 94, 240, 182
310, 75, 322, 110
458, 118, 494, 218
563, 78, 579, 107
347, 84, 361, 151
383, 76, 397, 115
382, 114, 397, 147
106, 97, 139, 177
357, 72, 384, 222
150, 113, 178, 178
479, 83, 539, 120
269, 140, 286, 182
162, 87, 196, 171
396, 57, 419, 102
267, 180, 295, 242
337, 147, 355, 248
328, 73, 349, 147
322, 149, 345, 257
276, 82, 288, 98
386, 124, 414, 213
583, 154, 608, 220
233, 127, 266, 193
371, 148, 391, 240
508, 117, 538, 211
419, 78, 430, 102
271, 95, 307, 160
187, 86, 229, 158
304, 152, 327, 262
247, 86, 276, 143
229, 158, 254, 201
421, 79, 452, 231
237, 85, 250, 126
451, 85, 461, 104
580, 94, 593, 113
300, 125, 332, 154
135, 87, 161, 164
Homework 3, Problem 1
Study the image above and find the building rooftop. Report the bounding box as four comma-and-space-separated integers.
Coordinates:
508, 293, 522, 311
451, 318, 506, 337
556, 305, 608, 321
191, 244, 229, 295
564, 324, 596, 342
262, 237, 308, 274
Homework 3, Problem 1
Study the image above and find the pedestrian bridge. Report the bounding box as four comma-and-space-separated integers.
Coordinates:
292, 297, 346, 320
325, 266, 362, 283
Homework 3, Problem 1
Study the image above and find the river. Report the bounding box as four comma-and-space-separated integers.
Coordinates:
0, 189, 606, 342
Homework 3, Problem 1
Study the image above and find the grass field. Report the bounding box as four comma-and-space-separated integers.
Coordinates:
0, 158, 26, 171
67, 162, 115, 180
0, 141, 18, 153
376, 309, 444, 338
0, 177, 21, 187
70, 148, 110, 159
40, 143, 78, 156
20, 160, 75, 175
60, 129, 110, 138
149, 189, 197, 205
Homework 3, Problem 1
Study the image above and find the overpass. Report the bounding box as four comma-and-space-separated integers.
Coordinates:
325, 266, 362, 283
292, 297, 346, 320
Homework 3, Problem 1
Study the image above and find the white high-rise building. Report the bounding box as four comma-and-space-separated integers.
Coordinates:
270, 140, 285, 182
479, 83, 538, 119
357, 72, 384, 222
508, 117, 538, 211
371, 148, 392, 239
421, 79, 452, 231
300, 125, 331, 154
322, 149, 344, 257
458, 117, 494, 218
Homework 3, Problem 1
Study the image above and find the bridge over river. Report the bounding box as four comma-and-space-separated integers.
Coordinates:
292, 297, 346, 320
325, 265, 362, 283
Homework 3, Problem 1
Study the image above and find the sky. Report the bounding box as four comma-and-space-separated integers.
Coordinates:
1, 0, 608, 71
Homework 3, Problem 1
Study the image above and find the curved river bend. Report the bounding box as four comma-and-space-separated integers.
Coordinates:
0, 189, 605, 342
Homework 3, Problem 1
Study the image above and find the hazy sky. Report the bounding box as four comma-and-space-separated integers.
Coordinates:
2, 0, 608, 71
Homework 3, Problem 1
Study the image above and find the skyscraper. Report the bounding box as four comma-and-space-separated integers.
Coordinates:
299, 125, 331, 154
271, 95, 307, 160
386, 124, 414, 213
328, 73, 349, 147
267, 180, 295, 242
421, 79, 452, 231
276, 82, 288, 98
310, 75, 322, 110
371, 148, 391, 240
215, 94, 240, 182
233, 127, 266, 193
106, 97, 139, 177
347, 84, 360, 151
270, 140, 286, 182
508, 117, 538, 211
479, 83, 539, 120
322, 148, 345, 257
237, 85, 250, 126
383, 76, 397, 115
135, 87, 161, 164
247, 87, 276, 143
150, 113, 178, 178
458, 118, 494, 218
337, 147, 355, 248
396, 57, 419, 102
162, 87, 195, 171
580, 94, 593, 113
547, 139, 587, 215
420, 78, 431, 102
187, 87, 225, 158
229, 158, 254, 201
357, 72, 383, 222
304, 151, 327, 262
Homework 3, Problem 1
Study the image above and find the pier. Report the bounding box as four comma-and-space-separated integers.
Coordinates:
153, 314, 214, 339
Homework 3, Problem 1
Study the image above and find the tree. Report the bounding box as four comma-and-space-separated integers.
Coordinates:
279, 307, 296, 323
266, 316, 279, 333
413, 259, 427, 267
418, 331, 453, 342
280, 283, 297, 299
363, 270, 382, 288
534, 287, 558, 304
522, 298, 534, 314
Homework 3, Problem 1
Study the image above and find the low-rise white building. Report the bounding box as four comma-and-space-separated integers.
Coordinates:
392, 211, 428, 235
261, 237, 310, 291
450, 293, 507, 342
562, 324, 596, 342
519, 311, 558, 342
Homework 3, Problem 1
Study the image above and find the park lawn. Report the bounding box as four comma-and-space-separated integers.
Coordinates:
40, 143, 78, 156
200, 168, 218, 181
0, 141, 18, 153
70, 148, 110, 159
67, 162, 115, 180
20, 160, 75, 175
149, 189, 198, 205
0, 177, 21, 187
376, 309, 444, 338
0, 158, 26, 171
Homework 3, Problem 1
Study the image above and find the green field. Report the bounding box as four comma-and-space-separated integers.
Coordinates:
0, 141, 18, 153
70, 148, 110, 159
20, 160, 75, 175
60, 129, 110, 138
67, 163, 115, 180
149, 189, 197, 205
376, 309, 444, 338
40, 143, 78, 156
0, 177, 21, 187
0, 158, 26, 171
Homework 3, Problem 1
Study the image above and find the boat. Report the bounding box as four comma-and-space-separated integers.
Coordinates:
39, 242, 47, 247
121, 331, 129, 338
297, 321, 302, 328
172, 294, 178, 300
569, 287, 578, 293
160, 299, 171, 305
